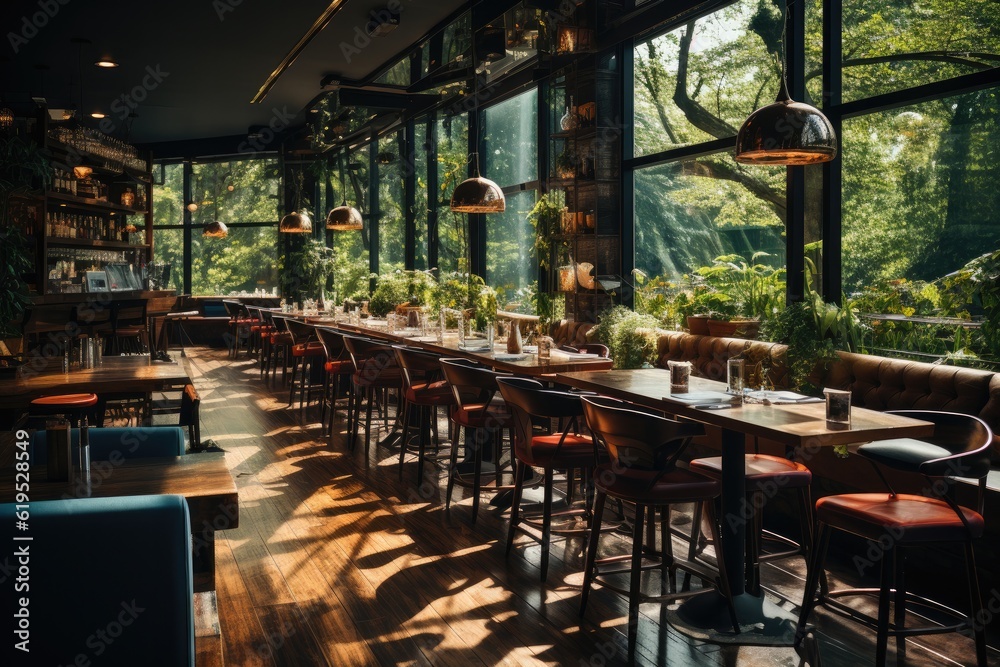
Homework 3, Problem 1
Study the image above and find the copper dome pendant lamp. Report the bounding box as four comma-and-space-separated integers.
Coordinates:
326, 155, 364, 231
734, 8, 837, 167
450, 152, 505, 214
203, 220, 228, 238
279, 211, 313, 233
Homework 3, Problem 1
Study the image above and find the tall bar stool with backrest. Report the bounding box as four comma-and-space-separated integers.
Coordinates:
394, 346, 454, 484
342, 334, 403, 455
795, 410, 993, 667
315, 327, 355, 436
284, 318, 326, 413
496, 376, 600, 582
266, 314, 293, 386
439, 358, 513, 524
256, 308, 277, 378
580, 395, 739, 662
108, 299, 149, 355
222, 300, 252, 358
687, 438, 813, 594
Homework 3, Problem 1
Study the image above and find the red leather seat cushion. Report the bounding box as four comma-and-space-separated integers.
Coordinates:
526, 433, 595, 468
595, 462, 721, 503
292, 342, 325, 357
324, 359, 354, 374
31, 393, 99, 407
689, 454, 812, 489
405, 380, 454, 406
817, 493, 984, 542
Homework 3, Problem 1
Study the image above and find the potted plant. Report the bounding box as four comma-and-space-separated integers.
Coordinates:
0, 131, 50, 364
588, 305, 661, 369
694, 253, 784, 339
527, 190, 565, 270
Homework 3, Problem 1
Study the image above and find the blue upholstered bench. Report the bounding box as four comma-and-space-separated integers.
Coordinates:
0, 494, 195, 665
31, 426, 186, 465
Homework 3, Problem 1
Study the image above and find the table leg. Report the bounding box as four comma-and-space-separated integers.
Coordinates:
666, 427, 798, 645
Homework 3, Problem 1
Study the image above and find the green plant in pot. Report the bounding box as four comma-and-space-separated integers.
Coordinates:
370, 269, 436, 317
0, 132, 50, 357
527, 190, 564, 270
588, 305, 661, 369
695, 253, 784, 339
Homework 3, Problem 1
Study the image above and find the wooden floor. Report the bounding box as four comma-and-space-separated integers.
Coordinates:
153, 349, 998, 666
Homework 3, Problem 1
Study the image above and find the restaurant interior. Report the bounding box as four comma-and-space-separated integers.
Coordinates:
2, 0, 1000, 665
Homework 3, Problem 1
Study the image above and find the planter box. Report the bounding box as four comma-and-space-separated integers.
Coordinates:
686, 315, 710, 335
707, 319, 760, 339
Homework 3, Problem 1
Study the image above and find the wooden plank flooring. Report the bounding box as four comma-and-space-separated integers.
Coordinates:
10, 346, 996, 666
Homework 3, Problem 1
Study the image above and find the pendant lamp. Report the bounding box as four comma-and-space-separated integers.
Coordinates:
734, 13, 837, 166
203, 220, 228, 238
280, 211, 313, 233
450, 153, 505, 213
326, 155, 364, 230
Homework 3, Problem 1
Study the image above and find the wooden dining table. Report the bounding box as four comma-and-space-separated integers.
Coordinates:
291, 315, 615, 377
554, 368, 935, 644
0, 355, 192, 426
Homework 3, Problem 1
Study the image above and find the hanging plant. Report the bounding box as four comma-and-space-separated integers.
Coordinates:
527, 190, 564, 270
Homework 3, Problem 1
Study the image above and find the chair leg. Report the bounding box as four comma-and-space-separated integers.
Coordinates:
445, 425, 461, 514
506, 460, 527, 557
704, 499, 741, 634
540, 467, 554, 582
965, 541, 988, 667
416, 405, 429, 483
580, 491, 607, 616
795, 522, 831, 647
875, 547, 894, 666
471, 427, 484, 524
397, 400, 411, 481
627, 503, 646, 664
893, 546, 907, 662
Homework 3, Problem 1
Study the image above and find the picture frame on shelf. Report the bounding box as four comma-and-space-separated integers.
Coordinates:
85, 270, 110, 293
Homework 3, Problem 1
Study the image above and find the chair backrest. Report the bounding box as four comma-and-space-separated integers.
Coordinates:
0, 494, 195, 665
439, 357, 508, 409
343, 334, 399, 382
179, 385, 201, 448
112, 299, 148, 330
270, 314, 290, 333
559, 343, 611, 358
580, 395, 703, 471
315, 327, 348, 361
394, 346, 443, 389
883, 410, 993, 480
31, 426, 187, 465
497, 376, 588, 464
284, 318, 316, 344
222, 300, 246, 320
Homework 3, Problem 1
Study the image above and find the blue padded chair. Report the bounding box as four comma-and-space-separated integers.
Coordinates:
0, 494, 195, 665
31, 426, 186, 465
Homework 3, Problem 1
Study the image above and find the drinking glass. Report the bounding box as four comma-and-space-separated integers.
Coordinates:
824, 388, 852, 424
668, 360, 691, 394
727, 358, 745, 395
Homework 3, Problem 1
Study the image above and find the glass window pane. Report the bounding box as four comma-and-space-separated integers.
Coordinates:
191, 159, 279, 224
414, 121, 429, 270
633, 0, 780, 157
190, 226, 279, 296
436, 113, 469, 273
634, 154, 786, 280
152, 228, 184, 292
486, 189, 536, 303
842, 88, 1000, 291
842, 1, 1000, 102
376, 57, 410, 86
482, 88, 538, 188
153, 163, 184, 226
378, 132, 405, 273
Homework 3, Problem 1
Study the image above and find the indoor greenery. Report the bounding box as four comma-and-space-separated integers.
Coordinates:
0, 132, 50, 341
370, 269, 436, 317
527, 190, 564, 270
282, 238, 336, 303
588, 305, 661, 369
694, 252, 785, 320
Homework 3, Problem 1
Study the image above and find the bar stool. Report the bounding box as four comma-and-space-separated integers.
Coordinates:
265, 315, 293, 386
796, 410, 993, 667
30, 393, 99, 428
394, 346, 453, 484
496, 376, 600, 581
222, 300, 252, 358
108, 299, 149, 355
315, 327, 355, 436
439, 358, 513, 524
688, 443, 813, 594
285, 318, 325, 414
579, 395, 739, 662
342, 334, 403, 454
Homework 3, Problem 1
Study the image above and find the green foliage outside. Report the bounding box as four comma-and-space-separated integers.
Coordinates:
588, 306, 661, 369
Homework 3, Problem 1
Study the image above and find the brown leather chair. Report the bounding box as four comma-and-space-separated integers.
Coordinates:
315, 327, 355, 437
497, 376, 599, 582
439, 358, 513, 524
795, 410, 993, 667
342, 335, 403, 454
284, 318, 325, 413
394, 346, 453, 484
580, 395, 739, 663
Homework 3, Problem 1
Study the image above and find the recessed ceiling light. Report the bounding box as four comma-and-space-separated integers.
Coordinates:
91, 112, 106, 119
95, 57, 119, 68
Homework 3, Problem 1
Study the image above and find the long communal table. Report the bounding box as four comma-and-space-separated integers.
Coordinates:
553, 368, 935, 644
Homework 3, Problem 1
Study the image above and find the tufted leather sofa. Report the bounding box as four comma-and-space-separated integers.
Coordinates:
823, 351, 1000, 450
654, 330, 792, 390
549, 319, 595, 349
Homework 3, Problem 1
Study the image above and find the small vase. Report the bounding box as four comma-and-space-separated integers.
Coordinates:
507, 322, 523, 354
560, 96, 580, 131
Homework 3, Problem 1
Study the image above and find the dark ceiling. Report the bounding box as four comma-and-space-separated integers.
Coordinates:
0, 0, 469, 146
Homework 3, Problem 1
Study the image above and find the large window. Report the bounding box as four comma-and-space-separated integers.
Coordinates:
435, 112, 469, 273
630, 1, 785, 304
482, 88, 538, 302
377, 132, 406, 273
153, 157, 280, 295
